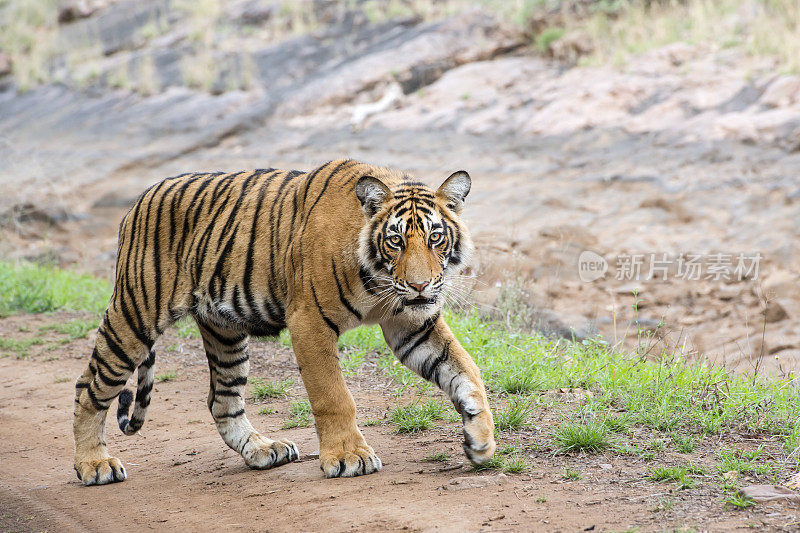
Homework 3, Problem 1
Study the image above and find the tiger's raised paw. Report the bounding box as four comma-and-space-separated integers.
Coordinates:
75, 456, 127, 486
321, 445, 382, 478
243, 434, 300, 469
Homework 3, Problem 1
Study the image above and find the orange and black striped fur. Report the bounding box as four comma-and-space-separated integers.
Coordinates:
73, 159, 496, 485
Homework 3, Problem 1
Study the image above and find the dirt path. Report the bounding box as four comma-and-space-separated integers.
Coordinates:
1, 312, 795, 532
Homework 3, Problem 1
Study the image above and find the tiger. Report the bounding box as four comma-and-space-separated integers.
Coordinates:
73, 158, 496, 485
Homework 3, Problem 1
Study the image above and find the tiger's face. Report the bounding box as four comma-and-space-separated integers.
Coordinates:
356, 171, 473, 317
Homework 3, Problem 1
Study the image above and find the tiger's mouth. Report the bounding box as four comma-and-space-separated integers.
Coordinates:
403, 296, 437, 307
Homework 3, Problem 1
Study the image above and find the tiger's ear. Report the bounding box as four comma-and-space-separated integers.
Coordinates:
355, 175, 391, 217
436, 170, 471, 213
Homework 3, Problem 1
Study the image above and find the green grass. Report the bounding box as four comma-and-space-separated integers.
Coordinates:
0, 336, 45, 359
536, 26, 565, 52
501, 454, 530, 473
257, 406, 275, 415
471, 444, 530, 474
724, 492, 756, 509
716, 447, 775, 476
328, 309, 800, 466
603, 414, 631, 433
496, 369, 542, 394
390, 399, 448, 433
423, 452, 450, 462
494, 396, 534, 431
554, 418, 610, 454
785, 423, 800, 456
562, 467, 583, 481
39, 317, 98, 341
338, 324, 389, 353
156, 370, 177, 382
446, 310, 797, 451
282, 399, 312, 429
0, 261, 110, 316
250, 378, 293, 400
471, 454, 504, 471
649, 465, 696, 489
671, 433, 696, 454
173, 317, 201, 339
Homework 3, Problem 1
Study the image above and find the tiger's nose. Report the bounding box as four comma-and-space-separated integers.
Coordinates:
408, 281, 429, 293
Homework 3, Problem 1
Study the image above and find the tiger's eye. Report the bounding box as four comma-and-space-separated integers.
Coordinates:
388, 235, 403, 247
429, 232, 443, 244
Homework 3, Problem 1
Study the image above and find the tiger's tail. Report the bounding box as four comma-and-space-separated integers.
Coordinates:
116, 349, 156, 436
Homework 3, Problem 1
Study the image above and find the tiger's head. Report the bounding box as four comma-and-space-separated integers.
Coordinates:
356, 171, 474, 318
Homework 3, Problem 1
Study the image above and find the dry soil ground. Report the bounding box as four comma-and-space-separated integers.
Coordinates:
1, 312, 798, 532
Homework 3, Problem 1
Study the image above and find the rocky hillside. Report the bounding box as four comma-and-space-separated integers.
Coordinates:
2, 0, 800, 375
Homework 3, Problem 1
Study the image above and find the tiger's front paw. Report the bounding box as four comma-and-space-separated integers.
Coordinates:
74, 455, 127, 486
243, 434, 300, 469
320, 443, 382, 478
462, 411, 496, 465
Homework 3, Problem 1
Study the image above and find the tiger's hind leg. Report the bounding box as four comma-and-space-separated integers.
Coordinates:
73, 310, 154, 485
197, 320, 299, 469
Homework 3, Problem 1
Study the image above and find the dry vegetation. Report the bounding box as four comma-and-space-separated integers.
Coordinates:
549, 0, 800, 71
0, 0, 59, 91
1, 0, 799, 93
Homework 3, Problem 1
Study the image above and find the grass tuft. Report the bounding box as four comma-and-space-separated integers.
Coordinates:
391, 399, 448, 433
282, 399, 312, 429
724, 492, 756, 509
494, 397, 534, 431
501, 454, 530, 473
156, 370, 177, 383
716, 447, 774, 476
423, 452, 450, 463
649, 465, 696, 489
554, 419, 610, 454
671, 433, 696, 454
251, 378, 293, 400
603, 414, 631, 433
472, 444, 530, 474
497, 370, 542, 395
